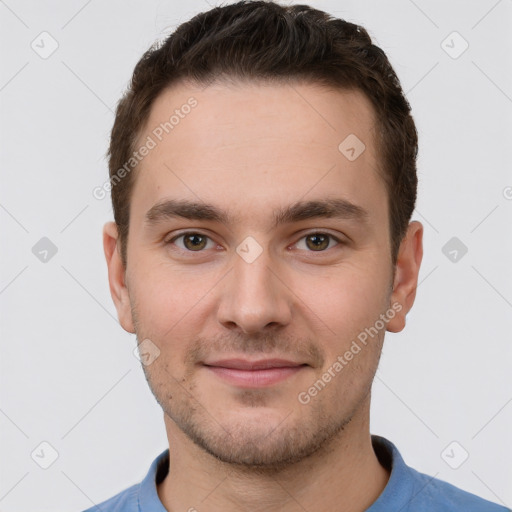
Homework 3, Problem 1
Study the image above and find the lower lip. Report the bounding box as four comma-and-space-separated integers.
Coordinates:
204, 365, 306, 387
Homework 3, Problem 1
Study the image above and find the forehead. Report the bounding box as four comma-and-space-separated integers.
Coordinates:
131, 80, 387, 229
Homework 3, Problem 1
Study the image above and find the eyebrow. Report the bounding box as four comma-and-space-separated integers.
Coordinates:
144, 197, 369, 229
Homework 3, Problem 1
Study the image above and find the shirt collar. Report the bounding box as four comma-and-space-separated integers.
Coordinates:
366, 435, 415, 511
136, 448, 169, 512
137, 435, 412, 511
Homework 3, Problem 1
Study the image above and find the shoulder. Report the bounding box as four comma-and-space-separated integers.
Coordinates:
370, 436, 509, 512
81, 482, 139, 512
79, 449, 169, 512
407, 465, 509, 511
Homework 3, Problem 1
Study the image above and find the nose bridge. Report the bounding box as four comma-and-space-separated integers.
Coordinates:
217, 241, 292, 333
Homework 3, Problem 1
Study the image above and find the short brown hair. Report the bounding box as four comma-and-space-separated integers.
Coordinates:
108, 0, 418, 267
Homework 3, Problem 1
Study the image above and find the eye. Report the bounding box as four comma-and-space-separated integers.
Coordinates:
295, 232, 341, 252
166, 231, 343, 254
167, 232, 217, 252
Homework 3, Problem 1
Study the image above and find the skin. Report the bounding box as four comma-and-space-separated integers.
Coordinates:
104, 80, 423, 511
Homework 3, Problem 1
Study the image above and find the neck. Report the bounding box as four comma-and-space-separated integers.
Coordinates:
157, 401, 389, 511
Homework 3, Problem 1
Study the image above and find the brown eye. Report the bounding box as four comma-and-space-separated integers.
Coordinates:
183, 233, 207, 251
295, 233, 340, 252
168, 232, 215, 252
305, 234, 330, 251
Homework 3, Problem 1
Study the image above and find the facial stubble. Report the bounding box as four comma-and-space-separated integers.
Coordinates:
132, 311, 384, 472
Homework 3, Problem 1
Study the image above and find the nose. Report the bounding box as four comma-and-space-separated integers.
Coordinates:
216, 246, 292, 334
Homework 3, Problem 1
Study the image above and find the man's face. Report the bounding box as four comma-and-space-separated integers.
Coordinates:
107, 81, 412, 467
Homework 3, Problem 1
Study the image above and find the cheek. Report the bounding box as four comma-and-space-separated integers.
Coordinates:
128, 258, 222, 339
288, 263, 390, 385
292, 263, 389, 329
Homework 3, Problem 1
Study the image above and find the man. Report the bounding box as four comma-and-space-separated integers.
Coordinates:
90, 1, 508, 510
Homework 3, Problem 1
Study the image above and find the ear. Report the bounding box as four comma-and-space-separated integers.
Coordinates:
386, 221, 423, 333
103, 222, 135, 333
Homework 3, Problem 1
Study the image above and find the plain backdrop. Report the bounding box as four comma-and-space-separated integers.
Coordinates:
1, 1, 511, 510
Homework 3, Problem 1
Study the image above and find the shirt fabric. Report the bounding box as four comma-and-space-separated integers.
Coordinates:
83, 435, 509, 511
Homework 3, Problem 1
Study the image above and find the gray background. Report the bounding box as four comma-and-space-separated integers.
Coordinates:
1, 0, 511, 510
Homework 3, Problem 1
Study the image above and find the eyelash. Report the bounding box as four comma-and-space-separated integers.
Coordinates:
165, 231, 343, 254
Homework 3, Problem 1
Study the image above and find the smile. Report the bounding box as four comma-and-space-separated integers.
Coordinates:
203, 359, 308, 387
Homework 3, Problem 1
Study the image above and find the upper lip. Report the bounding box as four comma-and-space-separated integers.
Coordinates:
203, 358, 306, 370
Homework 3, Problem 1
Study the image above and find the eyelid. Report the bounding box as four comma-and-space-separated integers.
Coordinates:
165, 228, 214, 242
165, 230, 219, 251
292, 231, 344, 251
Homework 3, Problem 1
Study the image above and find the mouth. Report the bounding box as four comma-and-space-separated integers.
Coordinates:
203, 358, 308, 388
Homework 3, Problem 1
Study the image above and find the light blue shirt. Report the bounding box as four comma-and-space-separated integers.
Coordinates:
82, 435, 509, 511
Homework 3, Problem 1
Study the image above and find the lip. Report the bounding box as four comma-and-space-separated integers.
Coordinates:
204, 358, 304, 370
203, 358, 307, 387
